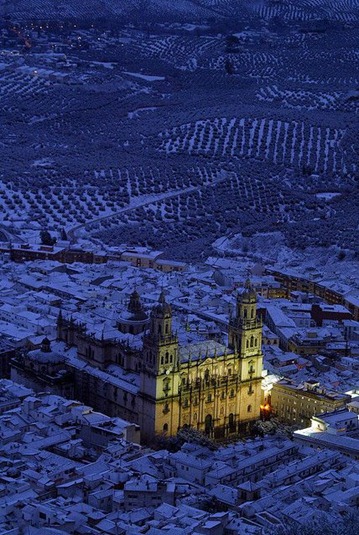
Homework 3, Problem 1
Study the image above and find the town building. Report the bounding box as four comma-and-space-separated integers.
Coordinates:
266, 268, 359, 321
271, 379, 351, 427
0, 337, 16, 378
294, 409, 359, 459
1, 243, 108, 264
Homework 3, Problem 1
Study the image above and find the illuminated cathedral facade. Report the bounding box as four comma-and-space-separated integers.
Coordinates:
15, 282, 263, 443
140, 282, 263, 440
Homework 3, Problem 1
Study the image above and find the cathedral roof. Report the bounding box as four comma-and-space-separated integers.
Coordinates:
179, 340, 228, 363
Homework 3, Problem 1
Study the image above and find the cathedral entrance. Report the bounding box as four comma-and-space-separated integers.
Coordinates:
228, 413, 236, 433
205, 414, 213, 436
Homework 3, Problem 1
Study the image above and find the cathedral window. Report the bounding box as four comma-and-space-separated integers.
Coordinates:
165, 323, 169, 334
207, 393, 212, 403
246, 340, 249, 348
165, 352, 169, 364
221, 391, 226, 400
228, 368, 232, 375
163, 423, 168, 432
250, 336, 254, 347
230, 389, 235, 398
247, 404, 252, 413
170, 354, 173, 363
160, 356, 164, 365
163, 403, 170, 414
251, 308, 254, 319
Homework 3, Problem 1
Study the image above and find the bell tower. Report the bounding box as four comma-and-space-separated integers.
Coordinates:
139, 292, 180, 440
229, 279, 261, 353
228, 279, 263, 430
142, 291, 178, 375
149, 292, 174, 346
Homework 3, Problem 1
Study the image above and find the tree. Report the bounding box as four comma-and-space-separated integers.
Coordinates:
225, 58, 235, 75
151, 425, 219, 452
226, 35, 240, 53
40, 230, 56, 246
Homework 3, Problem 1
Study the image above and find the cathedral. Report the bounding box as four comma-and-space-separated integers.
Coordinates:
14, 281, 263, 443
139, 282, 263, 440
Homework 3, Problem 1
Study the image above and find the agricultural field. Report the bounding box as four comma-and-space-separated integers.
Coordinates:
1, 0, 359, 260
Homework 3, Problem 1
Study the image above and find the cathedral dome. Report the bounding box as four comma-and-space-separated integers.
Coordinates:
27, 340, 65, 364
126, 289, 148, 321
117, 289, 149, 334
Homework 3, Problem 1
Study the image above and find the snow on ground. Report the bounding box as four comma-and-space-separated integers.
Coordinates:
315, 192, 341, 201
212, 231, 359, 289
123, 72, 165, 82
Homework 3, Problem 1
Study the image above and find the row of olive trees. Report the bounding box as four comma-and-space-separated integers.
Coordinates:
274, 515, 359, 535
